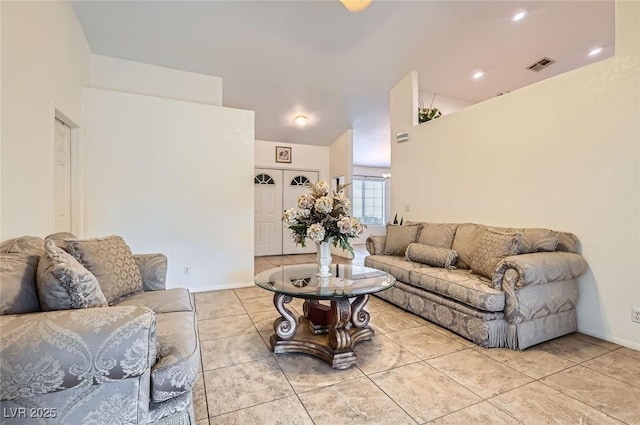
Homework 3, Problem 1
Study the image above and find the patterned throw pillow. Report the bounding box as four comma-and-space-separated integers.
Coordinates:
405, 243, 459, 269
36, 240, 108, 311
451, 223, 485, 269
384, 224, 421, 256
65, 236, 143, 304
470, 229, 521, 282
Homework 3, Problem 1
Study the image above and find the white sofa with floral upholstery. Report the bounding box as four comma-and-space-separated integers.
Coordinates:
365, 222, 588, 350
0, 234, 199, 425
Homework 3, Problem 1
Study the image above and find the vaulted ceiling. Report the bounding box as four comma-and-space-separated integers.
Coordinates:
73, 0, 615, 167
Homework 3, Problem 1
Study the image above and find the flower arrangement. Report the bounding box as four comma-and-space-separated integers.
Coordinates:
418, 95, 442, 123
282, 181, 364, 254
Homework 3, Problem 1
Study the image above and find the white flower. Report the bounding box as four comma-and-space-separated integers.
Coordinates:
314, 196, 333, 214
314, 181, 330, 196
282, 208, 299, 226
298, 193, 315, 209
337, 216, 364, 236
306, 223, 326, 242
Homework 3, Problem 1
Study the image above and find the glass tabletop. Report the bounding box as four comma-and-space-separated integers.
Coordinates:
254, 264, 396, 299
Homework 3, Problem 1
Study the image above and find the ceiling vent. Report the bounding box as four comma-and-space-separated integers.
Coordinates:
527, 57, 556, 72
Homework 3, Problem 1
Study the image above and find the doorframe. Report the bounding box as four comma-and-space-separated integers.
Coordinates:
254, 167, 321, 256
51, 105, 82, 236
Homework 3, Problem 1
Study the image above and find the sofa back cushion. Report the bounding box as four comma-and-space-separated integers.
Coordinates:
0, 254, 40, 315
451, 223, 485, 269
0, 236, 44, 256
65, 236, 143, 304
384, 224, 421, 256
470, 229, 521, 283
37, 240, 108, 311
416, 223, 459, 249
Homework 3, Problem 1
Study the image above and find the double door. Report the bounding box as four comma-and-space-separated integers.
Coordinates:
254, 168, 319, 256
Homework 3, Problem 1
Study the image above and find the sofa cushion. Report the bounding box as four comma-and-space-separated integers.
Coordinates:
114, 288, 193, 314
451, 223, 485, 269
470, 229, 521, 282
364, 255, 424, 283
416, 223, 459, 249
405, 243, 458, 269
383, 224, 421, 256
152, 311, 200, 403
0, 236, 44, 256
65, 236, 143, 304
37, 240, 108, 311
0, 254, 40, 315
45, 232, 77, 249
408, 267, 505, 312
518, 228, 558, 253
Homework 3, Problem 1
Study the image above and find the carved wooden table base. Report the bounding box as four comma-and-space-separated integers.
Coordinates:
270, 293, 373, 369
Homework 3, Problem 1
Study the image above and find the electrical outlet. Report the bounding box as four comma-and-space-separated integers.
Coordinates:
183, 267, 191, 276
633, 307, 640, 323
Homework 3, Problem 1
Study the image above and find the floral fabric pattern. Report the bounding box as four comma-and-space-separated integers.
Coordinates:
0, 306, 155, 401
133, 254, 168, 292
36, 240, 108, 311
414, 222, 459, 249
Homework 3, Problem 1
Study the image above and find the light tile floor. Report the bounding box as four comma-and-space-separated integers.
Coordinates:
192, 247, 640, 425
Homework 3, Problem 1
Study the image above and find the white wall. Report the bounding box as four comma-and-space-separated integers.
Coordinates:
418, 91, 471, 117
254, 139, 330, 182
329, 130, 354, 257
91, 55, 223, 106
1, 1, 91, 239
83, 88, 254, 291
389, 1, 640, 349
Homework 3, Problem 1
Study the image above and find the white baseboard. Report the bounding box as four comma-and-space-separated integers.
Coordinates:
577, 328, 640, 351
187, 282, 254, 293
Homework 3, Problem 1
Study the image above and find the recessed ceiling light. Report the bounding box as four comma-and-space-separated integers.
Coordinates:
294, 115, 308, 126
472, 71, 485, 80
588, 47, 604, 57
512, 10, 528, 22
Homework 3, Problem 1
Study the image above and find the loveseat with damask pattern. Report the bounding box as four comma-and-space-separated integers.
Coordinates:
0, 234, 200, 424
365, 222, 588, 350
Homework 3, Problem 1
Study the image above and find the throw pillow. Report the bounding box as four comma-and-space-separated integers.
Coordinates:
518, 228, 559, 253
405, 243, 459, 270
451, 223, 485, 269
65, 236, 143, 304
36, 239, 108, 311
384, 224, 421, 256
416, 223, 459, 249
470, 229, 521, 282
0, 254, 41, 315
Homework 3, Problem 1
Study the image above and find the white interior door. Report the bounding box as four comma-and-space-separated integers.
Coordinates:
282, 170, 319, 254
254, 169, 283, 256
54, 120, 71, 232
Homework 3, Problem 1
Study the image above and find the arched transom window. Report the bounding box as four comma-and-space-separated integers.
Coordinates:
254, 174, 275, 185
290, 175, 310, 186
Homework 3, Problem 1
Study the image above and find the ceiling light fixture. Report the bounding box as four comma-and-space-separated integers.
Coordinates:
512, 10, 528, 22
340, 0, 372, 13
588, 47, 604, 57
472, 70, 485, 80
294, 115, 308, 126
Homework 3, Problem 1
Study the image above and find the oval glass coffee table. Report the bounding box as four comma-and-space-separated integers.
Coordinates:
254, 263, 396, 369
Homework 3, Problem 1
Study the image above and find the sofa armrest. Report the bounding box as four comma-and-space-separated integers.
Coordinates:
134, 253, 167, 291
366, 235, 386, 255
0, 306, 156, 401
494, 251, 588, 290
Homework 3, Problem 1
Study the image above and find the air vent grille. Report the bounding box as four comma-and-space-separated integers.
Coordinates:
527, 57, 556, 72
